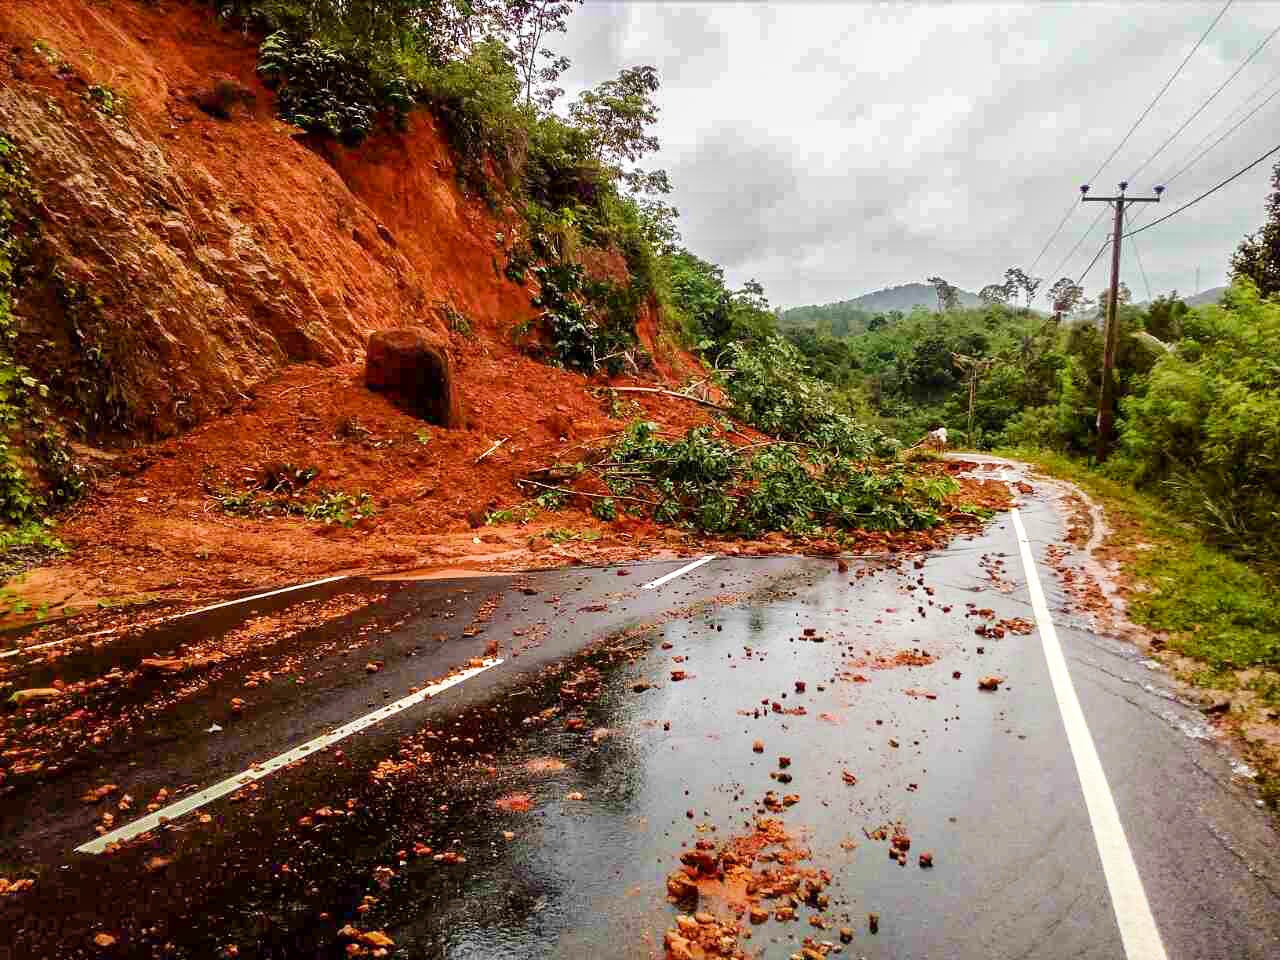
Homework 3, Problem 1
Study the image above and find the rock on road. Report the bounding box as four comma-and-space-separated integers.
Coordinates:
1, 459, 1277, 959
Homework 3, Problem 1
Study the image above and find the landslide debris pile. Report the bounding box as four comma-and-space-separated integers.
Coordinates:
523, 418, 965, 540
663, 816, 844, 959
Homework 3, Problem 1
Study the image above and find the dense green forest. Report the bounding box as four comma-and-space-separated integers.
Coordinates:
767, 249, 1280, 573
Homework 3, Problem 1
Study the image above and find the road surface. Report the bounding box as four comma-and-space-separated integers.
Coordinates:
1, 460, 1277, 959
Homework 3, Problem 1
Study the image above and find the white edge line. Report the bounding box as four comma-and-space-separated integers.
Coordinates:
640, 554, 718, 590
1010, 508, 1168, 960
75, 657, 502, 854
1, 575, 348, 660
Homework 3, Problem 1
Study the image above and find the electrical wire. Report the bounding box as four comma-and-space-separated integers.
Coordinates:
1046, 205, 1110, 282
1025, 0, 1232, 277
1128, 23, 1280, 183
1028, 201, 1082, 275
1163, 81, 1280, 185
1076, 238, 1112, 287
1124, 141, 1280, 238
1124, 83, 1280, 237
1130, 232, 1154, 301
1160, 69, 1280, 181
1088, 0, 1233, 185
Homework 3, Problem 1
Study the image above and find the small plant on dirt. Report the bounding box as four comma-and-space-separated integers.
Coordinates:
534, 488, 569, 510
601, 388, 643, 420
439, 303, 474, 338
414, 429, 432, 445
542, 527, 602, 544
591, 497, 617, 521
211, 465, 374, 527
304, 491, 375, 525
486, 487, 570, 526
85, 84, 125, 117
486, 504, 534, 525
31, 40, 58, 65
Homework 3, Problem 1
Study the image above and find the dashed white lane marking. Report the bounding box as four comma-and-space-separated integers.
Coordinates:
640, 555, 717, 590
2, 575, 348, 660
1010, 508, 1168, 960
75, 657, 502, 854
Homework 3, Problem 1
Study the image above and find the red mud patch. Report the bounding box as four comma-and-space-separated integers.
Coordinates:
849, 650, 937, 670
494, 792, 533, 813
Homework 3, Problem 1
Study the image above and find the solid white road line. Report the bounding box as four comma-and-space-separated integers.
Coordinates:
640, 554, 717, 590
1010, 508, 1168, 960
75, 657, 502, 854
1, 575, 348, 661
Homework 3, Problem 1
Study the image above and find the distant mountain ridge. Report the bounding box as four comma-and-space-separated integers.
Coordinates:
778, 282, 982, 334
1182, 285, 1227, 307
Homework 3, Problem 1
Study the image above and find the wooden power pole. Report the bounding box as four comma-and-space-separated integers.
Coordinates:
952, 352, 998, 445
1081, 181, 1162, 461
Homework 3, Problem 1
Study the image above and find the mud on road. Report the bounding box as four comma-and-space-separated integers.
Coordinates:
2, 462, 1278, 959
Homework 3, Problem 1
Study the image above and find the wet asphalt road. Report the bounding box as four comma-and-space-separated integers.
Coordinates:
2, 464, 1278, 959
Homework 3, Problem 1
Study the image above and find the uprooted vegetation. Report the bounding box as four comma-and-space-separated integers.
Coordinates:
506, 335, 979, 540
523, 421, 957, 539
209, 462, 376, 528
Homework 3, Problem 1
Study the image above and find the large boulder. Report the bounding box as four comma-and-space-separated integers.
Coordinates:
365, 329, 464, 428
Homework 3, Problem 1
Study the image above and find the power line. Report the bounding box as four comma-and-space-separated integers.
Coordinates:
1088, 0, 1233, 185
1026, 0, 1231, 277
1028, 201, 1082, 274
1076, 238, 1112, 286
1124, 141, 1280, 238
1128, 23, 1280, 182
1130, 232, 1154, 301
1047, 205, 1110, 281
1124, 83, 1280, 237
1160, 69, 1280, 181
1164, 80, 1280, 185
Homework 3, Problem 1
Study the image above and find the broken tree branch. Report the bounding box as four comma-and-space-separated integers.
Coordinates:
516, 478, 656, 505
475, 437, 508, 464
602, 387, 730, 412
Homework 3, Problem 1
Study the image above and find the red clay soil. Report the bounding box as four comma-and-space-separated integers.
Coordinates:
14, 348, 713, 609
0, 0, 573, 428
0, 1, 1012, 627
4, 361, 1009, 621
9, 369, 1006, 619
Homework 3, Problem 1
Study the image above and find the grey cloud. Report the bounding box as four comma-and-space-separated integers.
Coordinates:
556, 3, 1280, 306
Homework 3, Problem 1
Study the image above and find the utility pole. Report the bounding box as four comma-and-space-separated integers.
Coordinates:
952, 352, 999, 446
1080, 181, 1163, 462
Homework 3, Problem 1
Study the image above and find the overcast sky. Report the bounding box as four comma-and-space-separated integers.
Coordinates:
554, 1, 1280, 308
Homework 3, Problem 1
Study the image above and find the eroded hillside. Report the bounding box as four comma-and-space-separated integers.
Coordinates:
0, 0, 1008, 625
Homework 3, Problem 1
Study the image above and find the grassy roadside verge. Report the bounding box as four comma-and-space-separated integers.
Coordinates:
996, 447, 1280, 809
